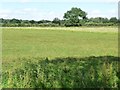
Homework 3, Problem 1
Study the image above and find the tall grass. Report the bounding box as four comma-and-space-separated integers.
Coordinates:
2, 56, 120, 88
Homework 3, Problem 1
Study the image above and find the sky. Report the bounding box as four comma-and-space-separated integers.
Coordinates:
0, 0, 119, 21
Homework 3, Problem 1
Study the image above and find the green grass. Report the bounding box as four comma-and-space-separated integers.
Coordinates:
2, 27, 118, 69
1, 27, 119, 88
3, 27, 118, 58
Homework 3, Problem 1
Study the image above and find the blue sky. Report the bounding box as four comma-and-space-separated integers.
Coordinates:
0, 0, 118, 20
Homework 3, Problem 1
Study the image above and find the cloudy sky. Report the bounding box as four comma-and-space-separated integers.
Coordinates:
0, 0, 119, 21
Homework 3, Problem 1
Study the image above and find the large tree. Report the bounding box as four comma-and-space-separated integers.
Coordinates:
63, 7, 87, 26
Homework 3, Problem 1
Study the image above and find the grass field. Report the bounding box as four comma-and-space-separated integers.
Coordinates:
1, 27, 119, 88
2, 27, 118, 58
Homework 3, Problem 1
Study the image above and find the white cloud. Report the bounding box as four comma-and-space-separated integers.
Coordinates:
0, 9, 11, 14
40, 11, 63, 20
0, 14, 8, 18
0, 0, 118, 20
88, 10, 105, 18
0, 8, 63, 20
0, 9, 12, 18
91, 10, 101, 14
87, 9, 118, 18
0, 8, 118, 20
108, 9, 117, 14
107, 9, 118, 18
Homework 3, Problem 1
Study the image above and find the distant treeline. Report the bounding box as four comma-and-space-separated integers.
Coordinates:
0, 17, 118, 27
0, 7, 119, 27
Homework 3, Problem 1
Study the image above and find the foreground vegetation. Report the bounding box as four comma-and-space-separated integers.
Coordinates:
2, 27, 119, 88
2, 56, 120, 88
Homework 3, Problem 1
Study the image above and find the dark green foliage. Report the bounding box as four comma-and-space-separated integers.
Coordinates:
0, 17, 118, 27
84, 22, 116, 26
52, 18, 61, 25
89, 17, 109, 23
109, 17, 118, 23
2, 56, 119, 88
63, 7, 87, 26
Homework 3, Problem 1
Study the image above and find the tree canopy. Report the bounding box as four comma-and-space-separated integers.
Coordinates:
63, 7, 87, 26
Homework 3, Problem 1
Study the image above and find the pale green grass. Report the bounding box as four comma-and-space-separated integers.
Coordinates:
2, 27, 118, 69
1, 27, 118, 33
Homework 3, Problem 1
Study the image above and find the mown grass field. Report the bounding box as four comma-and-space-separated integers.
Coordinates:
1, 27, 119, 88
2, 27, 118, 61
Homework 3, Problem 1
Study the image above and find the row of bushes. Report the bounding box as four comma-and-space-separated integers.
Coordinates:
1, 23, 60, 27
2, 56, 120, 88
1, 22, 118, 27
85, 22, 118, 26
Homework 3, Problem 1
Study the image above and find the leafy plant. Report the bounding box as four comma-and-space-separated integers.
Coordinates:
2, 56, 119, 88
